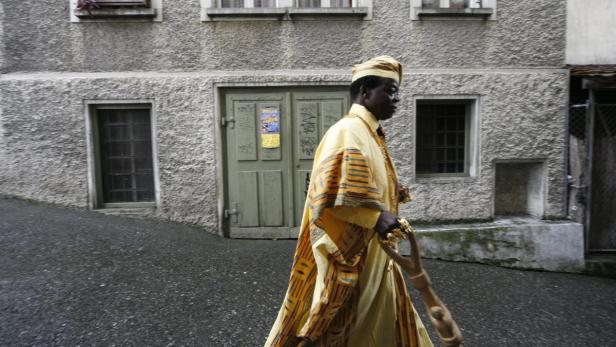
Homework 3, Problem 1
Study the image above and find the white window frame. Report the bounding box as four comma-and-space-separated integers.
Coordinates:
84, 99, 161, 210
413, 95, 481, 181
70, 0, 163, 22
410, 0, 496, 21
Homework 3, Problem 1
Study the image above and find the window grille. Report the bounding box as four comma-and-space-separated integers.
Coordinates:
98, 109, 155, 203
297, 0, 321, 8
254, 0, 275, 6
421, 0, 486, 9
416, 102, 469, 175
220, 0, 245, 7
331, 0, 352, 7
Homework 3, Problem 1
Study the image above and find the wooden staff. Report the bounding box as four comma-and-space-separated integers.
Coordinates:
380, 219, 464, 347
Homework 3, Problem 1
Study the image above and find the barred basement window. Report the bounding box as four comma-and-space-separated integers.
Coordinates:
416, 101, 471, 176
97, 108, 155, 204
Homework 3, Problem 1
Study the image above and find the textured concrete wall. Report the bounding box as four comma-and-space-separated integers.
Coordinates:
566, 0, 616, 65
399, 218, 585, 272
390, 69, 568, 221
0, 73, 216, 228
1, 0, 566, 73
0, 0, 570, 232
0, 68, 568, 229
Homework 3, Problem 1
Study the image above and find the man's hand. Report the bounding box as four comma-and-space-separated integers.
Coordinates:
398, 186, 412, 204
374, 211, 400, 239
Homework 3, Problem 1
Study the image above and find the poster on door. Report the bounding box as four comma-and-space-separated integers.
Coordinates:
260, 107, 281, 149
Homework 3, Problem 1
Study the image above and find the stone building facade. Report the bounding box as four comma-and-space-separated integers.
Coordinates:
0, 0, 584, 271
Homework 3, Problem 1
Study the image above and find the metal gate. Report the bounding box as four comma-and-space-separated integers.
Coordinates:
569, 90, 616, 253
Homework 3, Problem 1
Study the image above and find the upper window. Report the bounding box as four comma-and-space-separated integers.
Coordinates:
297, 0, 352, 7
216, 0, 354, 8
202, 0, 371, 21
410, 0, 496, 20
219, 0, 277, 7
70, 0, 163, 22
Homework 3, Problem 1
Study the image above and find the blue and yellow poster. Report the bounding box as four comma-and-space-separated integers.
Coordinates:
260, 107, 280, 149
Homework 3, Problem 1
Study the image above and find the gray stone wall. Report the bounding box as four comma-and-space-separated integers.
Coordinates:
0, 0, 570, 231
391, 69, 569, 221
0, 68, 568, 229
2, 0, 565, 73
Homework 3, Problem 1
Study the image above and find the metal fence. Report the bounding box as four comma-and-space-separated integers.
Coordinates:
568, 103, 588, 225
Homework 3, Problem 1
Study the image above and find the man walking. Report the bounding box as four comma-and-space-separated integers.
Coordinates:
265, 56, 433, 347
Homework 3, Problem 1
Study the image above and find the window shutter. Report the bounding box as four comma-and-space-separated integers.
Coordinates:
96, 0, 151, 7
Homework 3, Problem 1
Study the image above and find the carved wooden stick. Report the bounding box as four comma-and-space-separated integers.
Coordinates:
380, 219, 464, 347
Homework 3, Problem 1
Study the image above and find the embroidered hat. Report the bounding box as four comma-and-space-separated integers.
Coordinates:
351, 55, 403, 85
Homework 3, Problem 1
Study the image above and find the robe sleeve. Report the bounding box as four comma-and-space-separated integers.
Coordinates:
297, 146, 384, 342
307, 146, 385, 262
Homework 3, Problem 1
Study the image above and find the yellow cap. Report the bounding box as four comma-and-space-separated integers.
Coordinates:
351, 55, 403, 85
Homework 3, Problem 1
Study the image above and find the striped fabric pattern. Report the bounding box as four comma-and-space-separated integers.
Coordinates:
298, 252, 365, 345
309, 148, 384, 221
309, 148, 383, 262
266, 107, 430, 347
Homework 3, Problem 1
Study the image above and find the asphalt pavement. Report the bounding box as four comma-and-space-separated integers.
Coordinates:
1, 198, 615, 347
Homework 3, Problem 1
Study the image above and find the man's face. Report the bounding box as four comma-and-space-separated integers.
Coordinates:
365, 78, 400, 121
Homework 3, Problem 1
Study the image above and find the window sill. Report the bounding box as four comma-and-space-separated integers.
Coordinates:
287, 7, 368, 20
102, 202, 156, 208
205, 8, 287, 21
414, 175, 476, 184
74, 7, 158, 19
414, 7, 494, 21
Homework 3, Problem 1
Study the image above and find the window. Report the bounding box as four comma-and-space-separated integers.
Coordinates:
331, 0, 353, 7
217, 0, 354, 8
85, 103, 158, 209
220, 0, 245, 7
201, 0, 370, 21
297, 0, 321, 7
97, 108, 155, 204
410, 0, 496, 20
95, 0, 150, 5
416, 100, 473, 177
69, 0, 163, 22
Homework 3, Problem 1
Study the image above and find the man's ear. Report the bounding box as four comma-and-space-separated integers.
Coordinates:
359, 84, 370, 98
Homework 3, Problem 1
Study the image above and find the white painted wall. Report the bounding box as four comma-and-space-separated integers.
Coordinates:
566, 0, 616, 64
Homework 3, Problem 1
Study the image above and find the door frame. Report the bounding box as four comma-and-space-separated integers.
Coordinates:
213, 82, 350, 238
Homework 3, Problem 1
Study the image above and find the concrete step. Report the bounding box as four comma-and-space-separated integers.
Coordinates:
398, 217, 584, 273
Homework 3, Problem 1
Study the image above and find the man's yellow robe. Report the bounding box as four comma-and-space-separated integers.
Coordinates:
265, 104, 433, 347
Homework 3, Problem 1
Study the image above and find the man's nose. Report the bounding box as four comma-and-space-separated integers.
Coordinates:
392, 93, 400, 103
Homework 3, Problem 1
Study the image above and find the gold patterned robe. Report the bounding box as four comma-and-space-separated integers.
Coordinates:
265, 104, 433, 347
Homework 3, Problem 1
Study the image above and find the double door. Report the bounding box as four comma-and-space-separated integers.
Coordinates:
222, 89, 350, 238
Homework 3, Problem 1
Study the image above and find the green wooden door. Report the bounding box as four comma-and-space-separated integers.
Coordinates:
223, 89, 349, 238
291, 92, 350, 234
